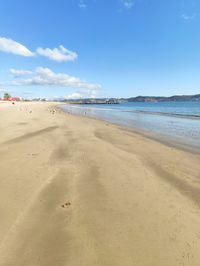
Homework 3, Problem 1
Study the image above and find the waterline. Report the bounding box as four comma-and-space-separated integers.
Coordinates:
61, 102, 200, 150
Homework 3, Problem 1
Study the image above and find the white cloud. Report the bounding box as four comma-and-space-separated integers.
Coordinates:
36, 45, 78, 62
9, 67, 101, 92
65, 89, 97, 99
0, 37, 78, 63
121, 0, 135, 9
9, 68, 33, 76
0, 37, 35, 57
65, 92, 83, 99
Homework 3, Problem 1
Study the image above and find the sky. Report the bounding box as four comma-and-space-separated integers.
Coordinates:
0, 0, 200, 99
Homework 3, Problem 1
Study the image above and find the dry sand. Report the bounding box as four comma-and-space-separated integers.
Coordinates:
0, 101, 200, 266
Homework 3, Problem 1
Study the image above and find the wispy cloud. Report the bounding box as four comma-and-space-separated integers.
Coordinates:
0, 37, 35, 57
78, 0, 87, 9
9, 68, 33, 76
8, 67, 101, 92
121, 0, 135, 9
181, 13, 196, 20
0, 87, 7, 93
36, 45, 78, 62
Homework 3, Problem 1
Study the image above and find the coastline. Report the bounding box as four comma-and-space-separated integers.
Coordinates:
1, 101, 200, 265
59, 104, 200, 155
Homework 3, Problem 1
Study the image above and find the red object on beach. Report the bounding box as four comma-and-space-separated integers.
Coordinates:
8, 97, 20, 101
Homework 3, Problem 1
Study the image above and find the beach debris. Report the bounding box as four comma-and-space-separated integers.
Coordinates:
49, 109, 56, 114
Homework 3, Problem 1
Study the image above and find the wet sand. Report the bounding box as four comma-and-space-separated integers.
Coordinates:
0, 101, 200, 266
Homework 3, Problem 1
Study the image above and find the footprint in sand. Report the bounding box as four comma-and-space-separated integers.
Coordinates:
61, 202, 71, 208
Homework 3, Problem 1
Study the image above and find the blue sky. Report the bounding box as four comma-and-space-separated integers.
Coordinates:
0, 0, 200, 99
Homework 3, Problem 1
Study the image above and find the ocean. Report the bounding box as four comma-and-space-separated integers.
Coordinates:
61, 101, 200, 151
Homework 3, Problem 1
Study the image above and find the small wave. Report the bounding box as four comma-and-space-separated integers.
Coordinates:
64, 104, 200, 120
67, 105, 121, 112
124, 110, 200, 120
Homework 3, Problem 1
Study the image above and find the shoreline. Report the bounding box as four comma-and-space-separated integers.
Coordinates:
58, 104, 200, 155
1, 101, 200, 265
64, 103, 200, 120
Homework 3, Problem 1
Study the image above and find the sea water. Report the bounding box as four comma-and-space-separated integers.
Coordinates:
61, 101, 200, 151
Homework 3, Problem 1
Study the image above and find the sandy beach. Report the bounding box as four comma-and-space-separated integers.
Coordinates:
0, 101, 200, 266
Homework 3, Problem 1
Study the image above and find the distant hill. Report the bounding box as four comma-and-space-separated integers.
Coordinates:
127, 94, 200, 102
58, 94, 200, 104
